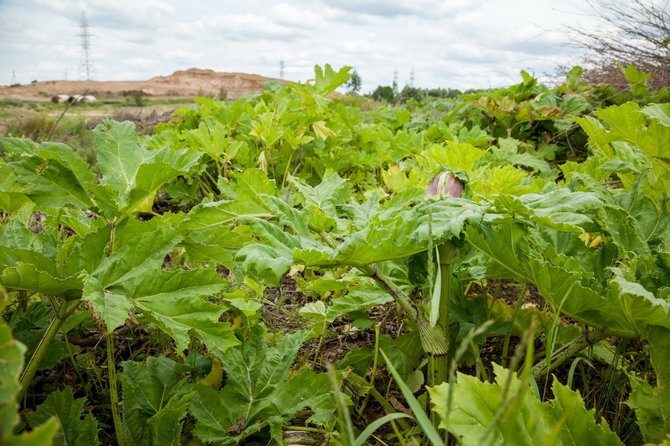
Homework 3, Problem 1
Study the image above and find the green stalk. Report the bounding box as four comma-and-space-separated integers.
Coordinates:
310, 325, 326, 367
328, 364, 356, 444
428, 242, 458, 437
107, 332, 125, 446
63, 333, 86, 389
347, 374, 412, 431
531, 328, 608, 379
18, 297, 69, 401
435, 243, 458, 381
359, 264, 417, 319
361, 264, 449, 356
357, 323, 381, 416
501, 284, 528, 367
316, 229, 449, 355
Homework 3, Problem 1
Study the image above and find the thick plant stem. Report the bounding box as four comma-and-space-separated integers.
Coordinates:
435, 243, 457, 380
357, 323, 381, 416
361, 264, 449, 356
107, 332, 125, 446
431, 243, 457, 438
317, 230, 449, 355
532, 328, 608, 379
315, 230, 418, 318
359, 264, 418, 319
18, 297, 69, 401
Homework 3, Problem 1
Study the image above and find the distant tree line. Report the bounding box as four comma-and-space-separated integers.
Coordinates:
367, 84, 483, 103
343, 67, 483, 103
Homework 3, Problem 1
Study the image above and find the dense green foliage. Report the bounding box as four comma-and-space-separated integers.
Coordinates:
1, 64, 669, 445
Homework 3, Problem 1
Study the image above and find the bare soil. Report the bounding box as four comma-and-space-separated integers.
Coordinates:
0, 68, 287, 101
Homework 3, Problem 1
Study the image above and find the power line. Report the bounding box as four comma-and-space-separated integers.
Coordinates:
78, 11, 95, 80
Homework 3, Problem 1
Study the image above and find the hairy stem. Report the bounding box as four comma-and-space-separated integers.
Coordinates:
532, 328, 608, 379
362, 264, 449, 356
19, 297, 69, 401
107, 332, 125, 446
317, 230, 449, 355
357, 323, 381, 416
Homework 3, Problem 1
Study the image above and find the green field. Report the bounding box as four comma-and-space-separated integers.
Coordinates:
1, 64, 669, 445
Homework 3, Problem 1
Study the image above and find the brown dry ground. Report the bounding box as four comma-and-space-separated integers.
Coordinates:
0, 68, 286, 101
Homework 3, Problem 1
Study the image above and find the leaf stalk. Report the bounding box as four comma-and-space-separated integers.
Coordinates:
107, 331, 125, 446
18, 296, 69, 401
531, 328, 608, 379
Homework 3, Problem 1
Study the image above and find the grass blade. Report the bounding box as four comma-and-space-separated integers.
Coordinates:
380, 349, 445, 446
354, 413, 412, 446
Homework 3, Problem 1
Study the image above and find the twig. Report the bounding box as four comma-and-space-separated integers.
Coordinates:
284, 144, 303, 203
531, 327, 608, 378
46, 88, 89, 141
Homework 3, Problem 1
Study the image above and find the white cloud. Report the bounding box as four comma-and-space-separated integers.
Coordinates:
177, 13, 308, 42
320, 0, 485, 19
124, 57, 160, 69
270, 3, 323, 28
29, 0, 175, 27
1, 0, 596, 89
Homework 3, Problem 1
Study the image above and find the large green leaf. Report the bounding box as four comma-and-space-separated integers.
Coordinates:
25, 387, 99, 446
93, 120, 147, 195
428, 364, 623, 446
0, 309, 26, 439
465, 220, 532, 282
123, 146, 202, 213
0, 140, 95, 213
82, 275, 134, 331
130, 270, 238, 352
182, 199, 273, 231
641, 103, 670, 127
236, 243, 294, 286
1, 263, 82, 300
649, 326, 670, 435
183, 169, 279, 234
29, 142, 96, 184
0, 298, 58, 445
8, 157, 93, 209
92, 120, 202, 214
626, 374, 667, 443
89, 226, 180, 289
82, 225, 236, 350
332, 198, 483, 267
190, 326, 333, 444
291, 170, 351, 217
0, 165, 31, 214
4, 420, 59, 446
121, 357, 194, 446
609, 274, 670, 333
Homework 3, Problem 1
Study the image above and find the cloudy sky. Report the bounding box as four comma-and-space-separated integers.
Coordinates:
0, 0, 599, 92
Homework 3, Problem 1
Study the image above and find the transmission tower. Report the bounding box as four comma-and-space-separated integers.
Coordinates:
279, 58, 285, 79
11, 70, 17, 85
409, 66, 414, 87
78, 11, 95, 80
392, 68, 398, 92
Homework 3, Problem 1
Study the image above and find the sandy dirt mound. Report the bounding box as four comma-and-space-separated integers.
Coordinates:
0, 68, 287, 101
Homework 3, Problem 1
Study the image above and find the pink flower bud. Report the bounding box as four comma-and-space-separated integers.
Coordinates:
426, 171, 464, 198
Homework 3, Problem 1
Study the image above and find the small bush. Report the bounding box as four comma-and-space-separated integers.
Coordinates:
132, 91, 144, 107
